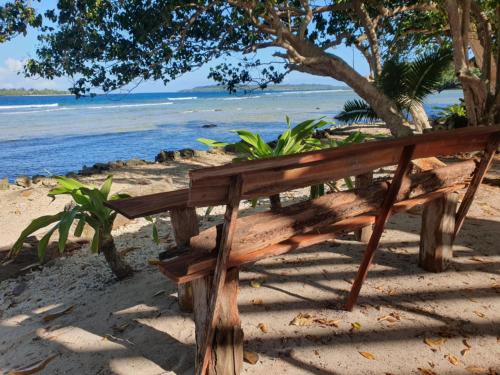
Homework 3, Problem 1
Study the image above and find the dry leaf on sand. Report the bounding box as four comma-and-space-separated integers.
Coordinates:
257, 323, 268, 333
42, 305, 75, 323
350, 322, 362, 331
251, 299, 263, 305
446, 353, 460, 366
250, 280, 262, 288
423, 337, 447, 348
377, 312, 401, 323
473, 310, 486, 318
243, 351, 259, 365
290, 313, 314, 326
417, 368, 437, 375
464, 366, 489, 374
314, 318, 340, 328
359, 351, 375, 360
8, 354, 57, 375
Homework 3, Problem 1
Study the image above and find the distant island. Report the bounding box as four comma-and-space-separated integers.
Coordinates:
0, 88, 69, 96
182, 84, 349, 93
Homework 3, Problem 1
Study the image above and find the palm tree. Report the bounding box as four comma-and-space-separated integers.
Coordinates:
336, 49, 453, 133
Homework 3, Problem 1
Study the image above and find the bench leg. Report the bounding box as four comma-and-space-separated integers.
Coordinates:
419, 192, 458, 272
354, 172, 374, 243
170, 207, 199, 313
193, 268, 243, 375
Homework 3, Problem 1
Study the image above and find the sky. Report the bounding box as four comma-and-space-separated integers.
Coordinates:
0, 2, 370, 93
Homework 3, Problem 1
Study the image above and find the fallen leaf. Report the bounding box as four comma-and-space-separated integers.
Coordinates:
377, 312, 401, 323
446, 353, 460, 366
290, 313, 314, 327
257, 323, 268, 333
42, 305, 75, 323
417, 368, 437, 375
350, 322, 361, 331
243, 351, 259, 365
359, 351, 375, 360
8, 354, 57, 375
314, 318, 340, 328
250, 280, 262, 288
148, 259, 161, 266
461, 348, 471, 356
463, 339, 472, 348
251, 299, 263, 305
424, 337, 447, 348
465, 366, 488, 374
473, 310, 486, 318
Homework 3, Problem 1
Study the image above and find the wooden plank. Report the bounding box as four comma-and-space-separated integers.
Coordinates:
192, 268, 243, 375
355, 172, 374, 243
188, 127, 499, 206
190, 127, 499, 182
188, 161, 475, 256
105, 189, 190, 219
196, 176, 243, 375
419, 192, 459, 272
158, 185, 466, 284
454, 134, 500, 237
170, 207, 199, 313
346, 144, 416, 311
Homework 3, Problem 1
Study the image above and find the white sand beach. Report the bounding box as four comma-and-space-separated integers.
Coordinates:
1, 151, 499, 375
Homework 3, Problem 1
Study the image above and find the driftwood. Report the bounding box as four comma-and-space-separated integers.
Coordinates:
189, 160, 476, 256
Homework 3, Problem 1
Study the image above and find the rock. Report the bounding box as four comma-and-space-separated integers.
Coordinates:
126, 158, 148, 167
0, 178, 9, 190
155, 149, 197, 162
41, 178, 56, 187
109, 160, 126, 169
80, 165, 100, 176
15, 176, 31, 188
32, 175, 45, 184
93, 162, 110, 172
179, 148, 196, 158
202, 124, 217, 128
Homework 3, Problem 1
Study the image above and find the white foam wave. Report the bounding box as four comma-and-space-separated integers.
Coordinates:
1, 107, 73, 115
87, 101, 174, 109
0, 103, 59, 110
222, 95, 261, 101
168, 96, 197, 101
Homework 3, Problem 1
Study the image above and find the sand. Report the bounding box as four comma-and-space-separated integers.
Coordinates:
0, 151, 499, 375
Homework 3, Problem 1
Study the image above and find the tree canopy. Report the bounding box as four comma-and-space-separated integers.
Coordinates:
2, 1, 498, 135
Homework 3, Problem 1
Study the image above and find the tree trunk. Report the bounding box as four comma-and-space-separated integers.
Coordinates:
101, 234, 133, 280
286, 40, 413, 138
410, 103, 432, 133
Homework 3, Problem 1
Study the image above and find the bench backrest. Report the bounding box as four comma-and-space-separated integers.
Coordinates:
188, 126, 500, 207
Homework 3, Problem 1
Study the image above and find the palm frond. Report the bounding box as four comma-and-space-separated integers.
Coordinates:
335, 99, 380, 124
401, 49, 453, 108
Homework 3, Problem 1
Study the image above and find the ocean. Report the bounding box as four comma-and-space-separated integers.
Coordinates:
0, 89, 463, 181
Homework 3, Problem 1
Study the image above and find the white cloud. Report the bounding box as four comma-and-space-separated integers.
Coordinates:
0, 57, 69, 90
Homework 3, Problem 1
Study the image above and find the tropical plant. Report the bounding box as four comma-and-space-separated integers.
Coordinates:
434, 101, 468, 129
336, 49, 453, 131
10, 176, 135, 279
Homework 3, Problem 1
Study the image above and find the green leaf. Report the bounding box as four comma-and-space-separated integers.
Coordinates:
38, 225, 58, 261
152, 224, 159, 245
58, 208, 79, 253
335, 100, 380, 124
100, 175, 113, 199
10, 212, 65, 257
197, 137, 228, 148
109, 193, 131, 201
74, 217, 86, 237
91, 228, 100, 253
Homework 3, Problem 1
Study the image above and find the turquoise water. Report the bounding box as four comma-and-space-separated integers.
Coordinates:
0, 89, 463, 180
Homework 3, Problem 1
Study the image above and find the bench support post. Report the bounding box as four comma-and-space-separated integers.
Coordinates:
346, 145, 415, 311
196, 176, 243, 375
354, 172, 374, 243
193, 268, 243, 375
454, 135, 499, 238
419, 192, 458, 272
170, 207, 199, 313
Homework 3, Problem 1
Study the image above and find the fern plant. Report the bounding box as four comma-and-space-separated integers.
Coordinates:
336, 49, 453, 124
10, 176, 135, 279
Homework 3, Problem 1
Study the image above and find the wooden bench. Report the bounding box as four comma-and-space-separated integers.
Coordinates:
106, 126, 500, 375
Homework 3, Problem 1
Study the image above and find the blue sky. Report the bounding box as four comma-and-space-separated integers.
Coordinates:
0, 2, 370, 93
